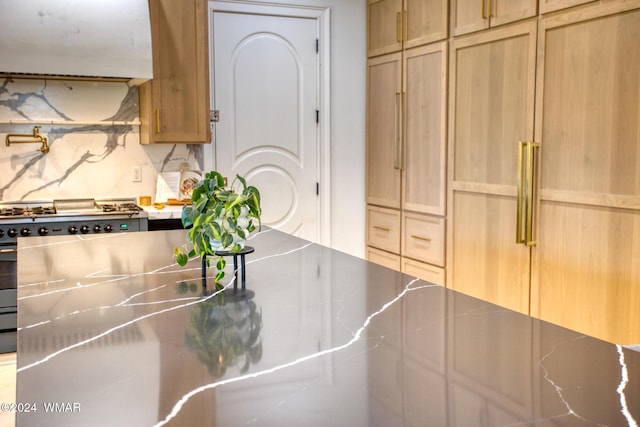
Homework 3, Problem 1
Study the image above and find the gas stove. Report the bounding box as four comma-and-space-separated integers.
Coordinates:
0, 198, 148, 245
0, 197, 148, 353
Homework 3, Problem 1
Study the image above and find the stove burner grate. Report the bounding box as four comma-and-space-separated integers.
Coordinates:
0, 206, 55, 217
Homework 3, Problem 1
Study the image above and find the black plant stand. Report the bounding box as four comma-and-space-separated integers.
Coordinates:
201, 246, 255, 294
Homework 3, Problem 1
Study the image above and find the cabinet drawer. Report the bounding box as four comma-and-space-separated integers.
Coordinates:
402, 212, 444, 266
402, 258, 445, 286
367, 206, 401, 254
367, 246, 401, 271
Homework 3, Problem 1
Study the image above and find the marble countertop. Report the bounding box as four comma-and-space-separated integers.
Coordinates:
16, 229, 640, 426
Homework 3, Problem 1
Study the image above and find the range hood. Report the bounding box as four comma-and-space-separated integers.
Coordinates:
0, 0, 153, 86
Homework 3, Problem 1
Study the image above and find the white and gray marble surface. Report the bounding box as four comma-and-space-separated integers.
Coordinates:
14, 229, 640, 426
0, 78, 203, 202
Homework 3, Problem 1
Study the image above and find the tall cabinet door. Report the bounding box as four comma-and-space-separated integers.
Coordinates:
448, 21, 538, 314
531, 3, 640, 345
403, 42, 447, 216
367, 53, 403, 208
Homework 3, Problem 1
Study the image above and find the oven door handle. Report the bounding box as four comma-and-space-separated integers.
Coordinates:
0, 248, 17, 254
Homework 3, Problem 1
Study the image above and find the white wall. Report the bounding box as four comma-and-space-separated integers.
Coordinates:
207, 0, 367, 258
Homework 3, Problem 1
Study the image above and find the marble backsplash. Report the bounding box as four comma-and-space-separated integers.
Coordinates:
0, 77, 203, 202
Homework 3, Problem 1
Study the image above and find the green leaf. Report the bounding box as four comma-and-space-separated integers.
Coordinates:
221, 233, 233, 249
181, 206, 194, 228
226, 216, 237, 231
212, 171, 225, 188
176, 252, 188, 266
236, 174, 247, 190
225, 193, 240, 211
216, 257, 226, 271
214, 202, 223, 218
211, 222, 222, 240
236, 228, 246, 239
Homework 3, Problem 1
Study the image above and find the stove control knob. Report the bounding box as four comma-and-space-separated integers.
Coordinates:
0, 229, 4, 238
93, 225, 102, 233
21, 228, 31, 237
104, 224, 113, 233
38, 227, 49, 236
8, 228, 18, 238
68, 226, 78, 234
80, 225, 90, 234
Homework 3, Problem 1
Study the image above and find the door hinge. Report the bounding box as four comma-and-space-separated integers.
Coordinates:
315, 38, 319, 53
316, 182, 319, 195
316, 110, 319, 124
210, 110, 219, 123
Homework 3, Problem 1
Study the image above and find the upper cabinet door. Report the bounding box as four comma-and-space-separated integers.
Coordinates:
368, 0, 403, 57
367, 53, 403, 208
402, 42, 447, 215
452, 0, 490, 35
452, 0, 537, 36
539, 0, 594, 14
140, 0, 210, 144
404, 0, 448, 49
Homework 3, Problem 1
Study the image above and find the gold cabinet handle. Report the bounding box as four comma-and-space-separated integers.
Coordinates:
155, 109, 161, 134
516, 141, 540, 246
488, 0, 494, 17
373, 225, 390, 232
396, 12, 402, 43
393, 92, 404, 171
516, 141, 526, 244
482, 0, 487, 19
402, 10, 407, 43
394, 93, 401, 169
525, 142, 540, 246
411, 235, 431, 242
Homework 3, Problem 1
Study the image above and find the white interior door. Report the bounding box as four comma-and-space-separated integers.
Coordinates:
211, 8, 320, 242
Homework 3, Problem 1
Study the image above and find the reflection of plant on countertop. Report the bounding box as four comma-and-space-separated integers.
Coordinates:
174, 171, 261, 285
180, 283, 263, 378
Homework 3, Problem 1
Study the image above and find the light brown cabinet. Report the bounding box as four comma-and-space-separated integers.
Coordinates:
530, 2, 640, 344
451, 0, 537, 36
366, 53, 402, 209
367, 0, 448, 57
448, 20, 538, 314
448, 1, 640, 344
367, 0, 403, 57
367, 42, 448, 284
139, 0, 210, 144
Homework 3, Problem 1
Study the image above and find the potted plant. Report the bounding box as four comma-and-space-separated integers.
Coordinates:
174, 171, 261, 285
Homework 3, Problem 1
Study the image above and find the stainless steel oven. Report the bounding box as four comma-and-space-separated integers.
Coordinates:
0, 245, 17, 353
0, 198, 148, 353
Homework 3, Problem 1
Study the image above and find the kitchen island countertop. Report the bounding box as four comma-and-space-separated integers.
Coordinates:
16, 229, 640, 426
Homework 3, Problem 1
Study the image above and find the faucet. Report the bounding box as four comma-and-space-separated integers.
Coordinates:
6, 126, 50, 154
